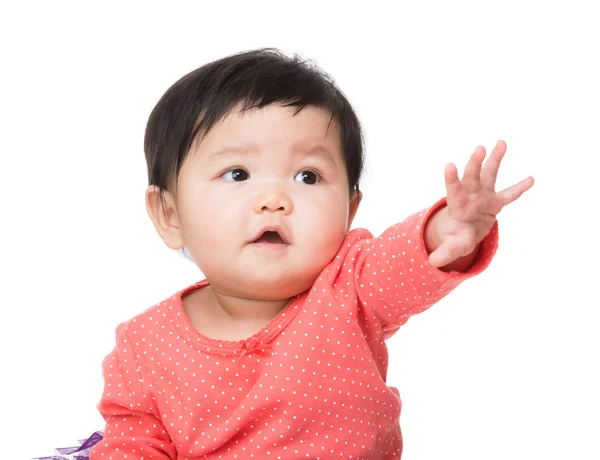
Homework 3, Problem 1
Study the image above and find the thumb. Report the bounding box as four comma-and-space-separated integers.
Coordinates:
428, 236, 471, 267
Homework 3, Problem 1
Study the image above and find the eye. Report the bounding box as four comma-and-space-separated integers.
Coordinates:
294, 170, 320, 185
222, 168, 249, 182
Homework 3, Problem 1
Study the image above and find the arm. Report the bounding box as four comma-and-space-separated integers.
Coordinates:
334, 140, 532, 338
90, 323, 177, 460
343, 198, 498, 337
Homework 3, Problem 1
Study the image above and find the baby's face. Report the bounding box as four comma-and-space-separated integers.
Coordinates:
174, 104, 360, 300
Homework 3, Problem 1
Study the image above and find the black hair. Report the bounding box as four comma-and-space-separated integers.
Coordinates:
144, 48, 365, 261
144, 47, 365, 207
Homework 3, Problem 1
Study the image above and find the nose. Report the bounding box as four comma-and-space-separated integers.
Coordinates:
252, 187, 293, 215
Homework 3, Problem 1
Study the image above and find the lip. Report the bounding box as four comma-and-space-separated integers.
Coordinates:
250, 225, 290, 245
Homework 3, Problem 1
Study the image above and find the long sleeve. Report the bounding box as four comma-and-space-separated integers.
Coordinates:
90, 323, 177, 460
332, 198, 499, 340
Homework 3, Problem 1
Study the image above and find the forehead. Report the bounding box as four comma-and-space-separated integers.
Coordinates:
191, 104, 343, 159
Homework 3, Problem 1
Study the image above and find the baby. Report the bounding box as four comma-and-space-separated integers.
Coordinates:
90, 48, 533, 459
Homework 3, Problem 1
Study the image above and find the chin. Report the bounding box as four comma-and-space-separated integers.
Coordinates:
241, 274, 314, 300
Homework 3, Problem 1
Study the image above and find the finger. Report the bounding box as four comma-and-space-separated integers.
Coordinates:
428, 236, 471, 268
481, 140, 507, 190
444, 163, 468, 209
428, 243, 454, 268
462, 145, 486, 192
498, 176, 534, 206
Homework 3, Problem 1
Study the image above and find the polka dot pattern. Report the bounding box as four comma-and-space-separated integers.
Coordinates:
90, 199, 499, 459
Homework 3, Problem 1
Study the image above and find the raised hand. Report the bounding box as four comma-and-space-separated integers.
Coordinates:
427, 140, 534, 268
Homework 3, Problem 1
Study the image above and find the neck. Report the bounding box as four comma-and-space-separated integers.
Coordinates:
204, 285, 289, 323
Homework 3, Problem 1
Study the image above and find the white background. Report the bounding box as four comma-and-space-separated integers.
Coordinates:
2, 1, 598, 459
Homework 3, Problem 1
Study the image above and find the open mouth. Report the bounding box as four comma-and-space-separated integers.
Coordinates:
254, 231, 286, 245
250, 225, 290, 247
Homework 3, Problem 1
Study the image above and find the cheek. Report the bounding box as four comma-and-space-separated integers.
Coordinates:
179, 186, 247, 245
295, 189, 350, 243
314, 187, 350, 224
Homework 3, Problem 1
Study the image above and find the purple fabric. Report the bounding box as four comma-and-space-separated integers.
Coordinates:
33, 431, 103, 460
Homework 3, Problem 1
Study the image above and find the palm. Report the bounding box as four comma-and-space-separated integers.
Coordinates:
428, 140, 534, 267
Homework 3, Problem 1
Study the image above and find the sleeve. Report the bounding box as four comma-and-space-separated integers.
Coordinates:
89, 323, 177, 460
338, 198, 499, 340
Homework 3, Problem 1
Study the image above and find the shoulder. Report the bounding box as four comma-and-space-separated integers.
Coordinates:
339, 228, 375, 251
314, 228, 375, 284
328, 228, 375, 265
112, 280, 206, 341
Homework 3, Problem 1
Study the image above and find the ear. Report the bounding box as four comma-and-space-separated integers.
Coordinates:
347, 190, 362, 231
145, 185, 185, 250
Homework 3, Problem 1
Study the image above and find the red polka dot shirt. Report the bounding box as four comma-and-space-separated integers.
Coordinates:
90, 199, 499, 459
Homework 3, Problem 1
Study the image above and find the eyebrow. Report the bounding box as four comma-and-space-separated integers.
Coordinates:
206, 146, 255, 163
297, 145, 337, 166
206, 144, 338, 166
